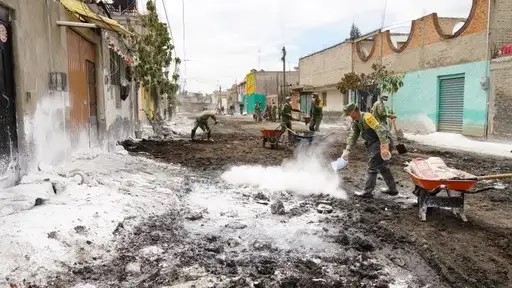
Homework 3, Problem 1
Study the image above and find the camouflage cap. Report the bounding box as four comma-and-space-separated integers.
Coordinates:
343, 103, 356, 116
312, 93, 319, 98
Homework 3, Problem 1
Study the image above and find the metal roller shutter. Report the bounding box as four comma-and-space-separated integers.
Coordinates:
438, 77, 465, 133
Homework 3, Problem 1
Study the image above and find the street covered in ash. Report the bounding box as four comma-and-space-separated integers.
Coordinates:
5, 115, 508, 288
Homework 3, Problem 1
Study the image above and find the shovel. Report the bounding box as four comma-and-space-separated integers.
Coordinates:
390, 117, 407, 154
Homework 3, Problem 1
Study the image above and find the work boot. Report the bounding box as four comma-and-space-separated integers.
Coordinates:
381, 188, 399, 196
380, 167, 398, 195
354, 190, 373, 198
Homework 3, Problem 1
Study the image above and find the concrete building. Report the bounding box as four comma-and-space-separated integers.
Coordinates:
177, 92, 214, 112
298, 42, 352, 120
298, 32, 429, 121
103, 0, 153, 128
0, 0, 136, 188
242, 69, 299, 114
299, 0, 510, 138
352, 0, 490, 137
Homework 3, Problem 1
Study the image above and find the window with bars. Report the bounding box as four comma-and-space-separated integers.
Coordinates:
110, 50, 121, 86
110, 50, 122, 108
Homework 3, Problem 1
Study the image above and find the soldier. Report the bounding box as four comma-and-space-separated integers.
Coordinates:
341, 103, 398, 198
309, 93, 323, 131
191, 111, 218, 141
265, 104, 271, 121
371, 94, 395, 127
254, 102, 262, 122
271, 101, 278, 122
281, 97, 300, 142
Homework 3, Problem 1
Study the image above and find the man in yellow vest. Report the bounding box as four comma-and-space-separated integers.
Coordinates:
342, 103, 398, 198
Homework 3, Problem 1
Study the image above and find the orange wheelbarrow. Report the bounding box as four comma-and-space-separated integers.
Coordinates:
261, 127, 285, 149
406, 169, 512, 222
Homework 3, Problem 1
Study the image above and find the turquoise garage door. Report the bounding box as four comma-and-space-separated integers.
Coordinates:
438, 77, 465, 133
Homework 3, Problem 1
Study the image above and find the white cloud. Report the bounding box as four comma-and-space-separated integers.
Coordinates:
146, 0, 472, 93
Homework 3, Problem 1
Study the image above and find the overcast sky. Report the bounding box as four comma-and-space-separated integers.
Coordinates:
145, 0, 473, 94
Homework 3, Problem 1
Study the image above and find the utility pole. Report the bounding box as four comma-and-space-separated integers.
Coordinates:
281, 46, 287, 106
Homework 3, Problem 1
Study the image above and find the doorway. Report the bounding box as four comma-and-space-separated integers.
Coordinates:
0, 7, 18, 185
66, 29, 96, 143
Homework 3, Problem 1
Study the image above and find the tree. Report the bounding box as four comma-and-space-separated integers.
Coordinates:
337, 63, 404, 105
349, 23, 361, 40
336, 72, 361, 94
128, 0, 180, 123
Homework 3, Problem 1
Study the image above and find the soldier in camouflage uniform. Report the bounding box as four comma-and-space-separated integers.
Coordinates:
341, 103, 398, 198
281, 97, 300, 142
254, 102, 263, 122
271, 101, 277, 122
309, 93, 323, 131
371, 95, 395, 128
191, 111, 218, 141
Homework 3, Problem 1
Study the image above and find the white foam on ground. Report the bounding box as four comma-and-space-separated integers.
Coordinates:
406, 132, 512, 158
222, 142, 346, 198
0, 147, 183, 286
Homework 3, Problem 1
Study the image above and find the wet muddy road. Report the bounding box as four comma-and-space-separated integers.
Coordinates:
42, 116, 512, 287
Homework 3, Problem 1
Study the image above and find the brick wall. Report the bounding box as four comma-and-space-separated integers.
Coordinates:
489, 57, 512, 138
353, 0, 489, 74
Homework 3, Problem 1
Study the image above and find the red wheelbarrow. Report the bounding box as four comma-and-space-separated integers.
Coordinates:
406, 165, 512, 222
261, 128, 285, 149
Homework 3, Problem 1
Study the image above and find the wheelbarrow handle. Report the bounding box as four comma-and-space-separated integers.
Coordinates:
284, 127, 298, 135
475, 173, 512, 181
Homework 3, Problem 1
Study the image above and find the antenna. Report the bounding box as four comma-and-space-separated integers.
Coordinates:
258, 49, 261, 70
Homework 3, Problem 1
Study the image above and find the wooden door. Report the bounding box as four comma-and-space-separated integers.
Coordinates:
66, 29, 95, 140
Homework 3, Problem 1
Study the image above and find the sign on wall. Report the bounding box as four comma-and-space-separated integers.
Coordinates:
245, 73, 255, 94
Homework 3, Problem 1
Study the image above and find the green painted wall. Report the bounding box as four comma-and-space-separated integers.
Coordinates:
390, 61, 489, 136
242, 93, 266, 114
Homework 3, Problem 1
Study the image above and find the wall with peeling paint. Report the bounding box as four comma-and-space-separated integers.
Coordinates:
99, 30, 135, 151
0, 0, 73, 187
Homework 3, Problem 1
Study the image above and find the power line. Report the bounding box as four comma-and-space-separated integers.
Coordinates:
182, 0, 187, 92
380, 0, 388, 30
